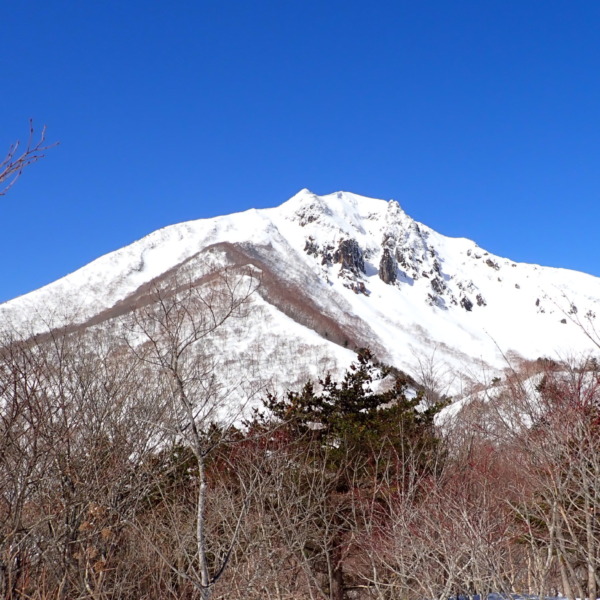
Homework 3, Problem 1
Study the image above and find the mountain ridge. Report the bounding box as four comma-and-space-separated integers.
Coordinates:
2, 189, 600, 393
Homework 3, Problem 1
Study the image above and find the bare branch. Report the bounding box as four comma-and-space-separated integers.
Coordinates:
1, 120, 58, 196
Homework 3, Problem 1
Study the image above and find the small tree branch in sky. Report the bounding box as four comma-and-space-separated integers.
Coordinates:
0, 120, 57, 196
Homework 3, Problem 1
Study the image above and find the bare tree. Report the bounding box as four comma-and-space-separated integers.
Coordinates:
410, 346, 454, 408
467, 357, 600, 600
0, 332, 57, 598
1, 121, 55, 196
125, 266, 260, 599
0, 312, 188, 600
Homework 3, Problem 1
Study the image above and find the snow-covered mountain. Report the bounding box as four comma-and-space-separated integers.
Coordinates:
3, 189, 600, 394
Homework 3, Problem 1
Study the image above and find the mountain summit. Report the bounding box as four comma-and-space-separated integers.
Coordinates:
3, 189, 600, 391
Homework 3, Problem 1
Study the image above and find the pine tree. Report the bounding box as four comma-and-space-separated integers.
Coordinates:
265, 348, 442, 474
255, 348, 446, 600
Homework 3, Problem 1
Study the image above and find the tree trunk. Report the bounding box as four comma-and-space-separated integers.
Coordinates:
330, 538, 344, 600
197, 455, 211, 600
558, 554, 575, 600
585, 493, 597, 600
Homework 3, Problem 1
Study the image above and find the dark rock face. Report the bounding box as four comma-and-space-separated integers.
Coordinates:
460, 296, 474, 312
334, 239, 365, 275
379, 248, 397, 284
304, 238, 319, 257
430, 276, 445, 295
350, 281, 369, 295
302, 237, 336, 266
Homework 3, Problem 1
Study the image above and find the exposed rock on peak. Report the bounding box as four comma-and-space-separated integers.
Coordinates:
379, 248, 397, 284
334, 239, 364, 275
460, 296, 474, 312
288, 191, 332, 227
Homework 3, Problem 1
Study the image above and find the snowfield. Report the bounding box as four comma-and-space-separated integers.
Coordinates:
2, 188, 600, 396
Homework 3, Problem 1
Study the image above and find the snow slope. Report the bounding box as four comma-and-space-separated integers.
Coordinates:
2, 189, 600, 392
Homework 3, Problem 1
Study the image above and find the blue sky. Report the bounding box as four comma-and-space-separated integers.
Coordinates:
1, 1, 599, 303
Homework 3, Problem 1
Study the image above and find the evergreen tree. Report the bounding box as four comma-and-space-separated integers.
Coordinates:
253, 348, 446, 600
264, 348, 443, 478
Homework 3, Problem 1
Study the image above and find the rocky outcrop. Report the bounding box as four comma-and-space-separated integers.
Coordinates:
460, 296, 474, 312
379, 248, 397, 284
430, 276, 446, 295
334, 239, 364, 275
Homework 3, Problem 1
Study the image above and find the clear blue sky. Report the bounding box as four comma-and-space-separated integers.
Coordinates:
1, 1, 599, 303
